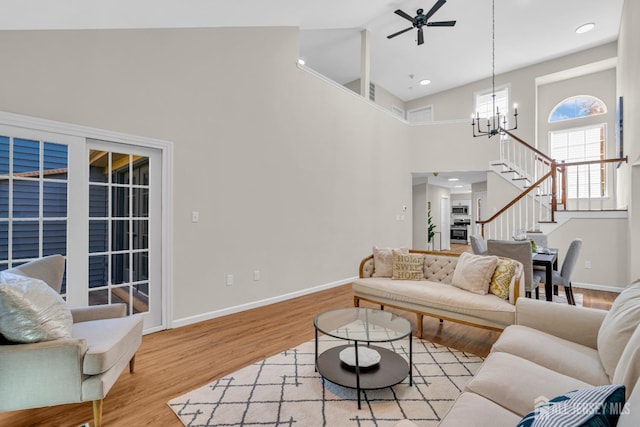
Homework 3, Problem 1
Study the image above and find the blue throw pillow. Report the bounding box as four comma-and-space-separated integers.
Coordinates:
518, 384, 626, 427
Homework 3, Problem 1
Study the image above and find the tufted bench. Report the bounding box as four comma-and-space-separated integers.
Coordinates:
352, 250, 524, 335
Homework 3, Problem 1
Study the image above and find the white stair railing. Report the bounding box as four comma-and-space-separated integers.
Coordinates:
479, 129, 628, 241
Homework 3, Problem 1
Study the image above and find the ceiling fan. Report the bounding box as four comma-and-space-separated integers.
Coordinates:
387, 0, 457, 45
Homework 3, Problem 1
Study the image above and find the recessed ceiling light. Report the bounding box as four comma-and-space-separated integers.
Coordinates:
419, 79, 431, 86
454, 185, 464, 188
575, 23, 595, 34
448, 178, 459, 182
297, 58, 306, 66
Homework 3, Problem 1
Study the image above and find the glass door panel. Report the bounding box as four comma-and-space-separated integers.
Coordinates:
87, 143, 161, 329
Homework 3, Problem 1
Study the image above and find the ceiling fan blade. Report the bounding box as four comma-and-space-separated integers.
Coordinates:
425, 0, 447, 20
417, 28, 424, 45
426, 20, 457, 27
394, 9, 415, 23
387, 26, 414, 39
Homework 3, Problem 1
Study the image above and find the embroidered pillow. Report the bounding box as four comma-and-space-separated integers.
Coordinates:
392, 251, 425, 280
451, 252, 498, 295
372, 246, 409, 278
517, 384, 626, 427
489, 258, 518, 300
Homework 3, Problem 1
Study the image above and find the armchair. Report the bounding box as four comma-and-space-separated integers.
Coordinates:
0, 255, 143, 427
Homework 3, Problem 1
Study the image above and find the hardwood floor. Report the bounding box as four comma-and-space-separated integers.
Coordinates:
0, 284, 618, 427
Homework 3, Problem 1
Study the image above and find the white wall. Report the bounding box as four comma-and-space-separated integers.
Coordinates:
412, 183, 427, 250
0, 27, 412, 323
406, 43, 617, 146
618, 0, 640, 282
344, 79, 407, 115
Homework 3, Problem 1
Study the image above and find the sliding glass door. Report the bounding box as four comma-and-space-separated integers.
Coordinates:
0, 123, 165, 331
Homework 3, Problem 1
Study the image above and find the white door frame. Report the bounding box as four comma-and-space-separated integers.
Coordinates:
440, 196, 451, 250
0, 111, 174, 333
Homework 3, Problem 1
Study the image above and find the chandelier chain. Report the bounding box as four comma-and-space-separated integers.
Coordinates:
471, 0, 518, 138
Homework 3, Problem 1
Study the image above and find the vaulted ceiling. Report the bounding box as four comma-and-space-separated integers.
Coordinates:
0, 0, 624, 102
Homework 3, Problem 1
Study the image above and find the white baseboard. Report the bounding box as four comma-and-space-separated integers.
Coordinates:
572, 282, 625, 293
171, 276, 357, 329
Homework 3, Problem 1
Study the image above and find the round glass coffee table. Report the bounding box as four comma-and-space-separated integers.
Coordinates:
314, 307, 412, 409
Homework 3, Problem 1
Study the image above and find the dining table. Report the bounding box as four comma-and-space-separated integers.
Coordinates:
532, 248, 559, 301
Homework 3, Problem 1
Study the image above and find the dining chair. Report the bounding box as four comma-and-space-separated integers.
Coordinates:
526, 232, 548, 249
533, 238, 582, 305
487, 239, 540, 298
470, 235, 487, 255
527, 233, 548, 276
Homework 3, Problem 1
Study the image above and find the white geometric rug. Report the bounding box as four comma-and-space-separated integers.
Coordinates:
168, 336, 483, 427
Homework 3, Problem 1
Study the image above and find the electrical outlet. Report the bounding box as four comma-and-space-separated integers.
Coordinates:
226, 274, 233, 286
253, 270, 260, 281
585, 261, 592, 269
191, 211, 199, 223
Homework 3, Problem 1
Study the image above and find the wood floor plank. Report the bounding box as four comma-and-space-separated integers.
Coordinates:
0, 283, 616, 426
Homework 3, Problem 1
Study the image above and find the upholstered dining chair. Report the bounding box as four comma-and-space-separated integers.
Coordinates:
533, 238, 582, 305
487, 239, 540, 298
526, 232, 548, 249
470, 235, 488, 255
0, 255, 144, 427
526, 232, 549, 276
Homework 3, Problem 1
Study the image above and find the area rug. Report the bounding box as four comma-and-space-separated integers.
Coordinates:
168, 336, 483, 427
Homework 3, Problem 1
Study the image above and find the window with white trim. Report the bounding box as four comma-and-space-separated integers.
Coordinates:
549, 124, 606, 199
474, 85, 510, 121
407, 105, 433, 123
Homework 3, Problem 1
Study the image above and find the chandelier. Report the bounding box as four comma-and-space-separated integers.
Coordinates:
472, 0, 518, 138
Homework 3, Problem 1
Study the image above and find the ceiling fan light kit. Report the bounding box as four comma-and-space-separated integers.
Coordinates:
387, 0, 456, 46
472, 0, 518, 138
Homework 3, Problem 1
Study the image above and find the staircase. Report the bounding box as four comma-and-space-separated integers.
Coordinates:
476, 129, 627, 240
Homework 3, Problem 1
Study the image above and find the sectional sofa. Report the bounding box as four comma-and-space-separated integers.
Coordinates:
398, 282, 640, 426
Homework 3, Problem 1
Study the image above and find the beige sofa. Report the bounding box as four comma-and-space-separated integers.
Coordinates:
398, 283, 640, 426
352, 250, 524, 335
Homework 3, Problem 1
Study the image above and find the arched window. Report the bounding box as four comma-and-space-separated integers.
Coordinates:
548, 95, 607, 123
548, 95, 608, 199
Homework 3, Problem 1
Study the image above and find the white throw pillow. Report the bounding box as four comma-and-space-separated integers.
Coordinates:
372, 246, 408, 278
0, 271, 73, 343
597, 282, 640, 380
451, 252, 498, 295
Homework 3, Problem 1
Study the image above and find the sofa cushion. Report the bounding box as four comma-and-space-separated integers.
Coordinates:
352, 278, 516, 327
491, 325, 609, 386
612, 325, 640, 397
489, 258, 518, 300
0, 272, 73, 343
439, 392, 522, 427
516, 384, 625, 427
597, 282, 640, 380
73, 314, 144, 375
372, 246, 408, 278
392, 251, 424, 280
465, 352, 591, 416
451, 252, 498, 295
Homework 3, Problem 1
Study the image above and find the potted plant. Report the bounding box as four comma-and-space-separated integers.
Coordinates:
427, 207, 436, 250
